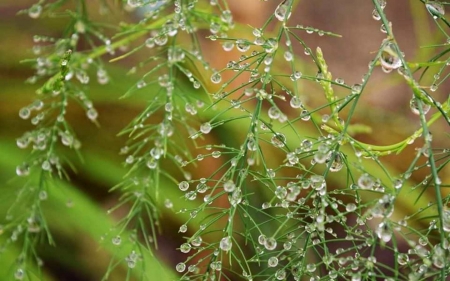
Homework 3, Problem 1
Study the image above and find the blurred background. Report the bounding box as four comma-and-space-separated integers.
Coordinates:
0, 0, 449, 280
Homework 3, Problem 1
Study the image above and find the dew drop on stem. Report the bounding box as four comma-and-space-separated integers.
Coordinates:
220, 236, 232, 252
380, 42, 402, 71
426, 1, 445, 18
274, 0, 292, 22
28, 4, 42, 19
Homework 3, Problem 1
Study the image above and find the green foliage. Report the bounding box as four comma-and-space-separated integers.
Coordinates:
1, 0, 450, 280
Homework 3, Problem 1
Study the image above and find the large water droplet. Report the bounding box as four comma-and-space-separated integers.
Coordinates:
380, 42, 402, 71
271, 133, 286, 148
210, 72, 222, 84
274, 0, 292, 21
176, 262, 186, 272
376, 221, 392, 242
223, 180, 236, 192
28, 4, 42, 19
264, 38, 278, 54
426, 1, 445, 18
200, 122, 212, 134
268, 256, 278, 267
264, 237, 277, 250
409, 97, 431, 115
220, 236, 232, 252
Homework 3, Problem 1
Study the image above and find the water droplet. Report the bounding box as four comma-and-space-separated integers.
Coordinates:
393, 179, 403, 189
397, 253, 409, 265
306, 263, 316, 273
264, 38, 278, 54
426, 1, 445, 18
274, 0, 292, 21
19, 108, 31, 119
16, 163, 30, 177
87, 108, 98, 121
220, 236, 232, 252
185, 191, 197, 200
200, 122, 212, 134
268, 256, 278, 267
154, 34, 168, 46
38, 190, 47, 201
28, 4, 42, 19
164, 199, 173, 208
346, 203, 357, 212
223, 180, 236, 192
14, 268, 25, 280
358, 174, 374, 190
284, 51, 293, 61
410, 97, 431, 115
271, 133, 286, 148
329, 153, 344, 172
112, 235, 121, 245
290, 96, 302, 108
211, 72, 222, 84
442, 209, 450, 232
380, 42, 402, 71
180, 243, 191, 253
235, 39, 250, 52
376, 221, 392, 242
268, 106, 281, 119
176, 262, 186, 272
372, 9, 381, 20
264, 237, 277, 250
179, 224, 187, 233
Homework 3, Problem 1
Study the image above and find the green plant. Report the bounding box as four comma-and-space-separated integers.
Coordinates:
1, 0, 449, 280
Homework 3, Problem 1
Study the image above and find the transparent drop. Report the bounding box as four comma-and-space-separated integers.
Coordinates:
271, 133, 286, 148
223, 180, 236, 192
376, 222, 392, 242
264, 38, 278, 54
372, 9, 381, 20
14, 268, 24, 280
264, 237, 277, 250
346, 203, 357, 212
380, 42, 402, 70
19, 108, 31, 119
301, 139, 313, 151
329, 153, 344, 172
268, 256, 278, 267
268, 106, 281, 119
200, 122, 212, 134
16, 163, 30, 177
290, 96, 302, 108
306, 263, 316, 273
426, 1, 445, 18
176, 262, 186, 272
247, 138, 258, 151
275, 269, 286, 280
87, 108, 98, 121
236, 39, 250, 52
112, 235, 121, 245
180, 243, 191, 253
301, 109, 311, 120
220, 236, 232, 252
409, 97, 431, 115
351, 84, 362, 95
211, 72, 222, 84
284, 51, 293, 61
397, 253, 409, 265
275, 186, 287, 199
179, 224, 187, 233
28, 4, 42, 19
442, 209, 450, 232
274, 0, 292, 21
358, 173, 374, 190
